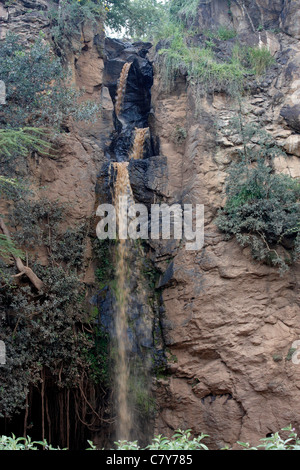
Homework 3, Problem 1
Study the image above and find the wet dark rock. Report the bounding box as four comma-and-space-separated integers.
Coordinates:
129, 156, 168, 207
157, 262, 174, 289
103, 39, 153, 161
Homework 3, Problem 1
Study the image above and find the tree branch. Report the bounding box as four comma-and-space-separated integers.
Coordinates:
0, 217, 43, 290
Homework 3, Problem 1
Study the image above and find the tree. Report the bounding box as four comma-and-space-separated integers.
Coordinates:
105, 0, 165, 38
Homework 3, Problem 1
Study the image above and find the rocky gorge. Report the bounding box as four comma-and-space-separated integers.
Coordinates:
0, 0, 300, 450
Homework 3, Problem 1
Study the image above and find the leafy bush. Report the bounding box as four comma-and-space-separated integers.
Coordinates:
0, 195, 105, 418
238, 425, 300, 450
247, 46, 275, 76
169, 0, 200, 24
172, 125, 187, 144
158, 33, 246, 94
0, 234, 24, 261
153, 1, 275, 96
47, 0, 104, 52
0, 434, 61, 450
217, 158, 300, 273
0, 177, 25, 265
0, 33, 100, 130
216, 115, 300, 273
0, 128, 50, 158
2, 425, 300, 450
146, 429, 209, 450
113, 429, 209, 450
0, 265, 93, 416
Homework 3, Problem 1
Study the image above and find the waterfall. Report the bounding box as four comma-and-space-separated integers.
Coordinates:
112, 144, 149, 442
115, 62, 132, 117
98, 41, 159, 445
112, 162, 134, 442
129, 128, 149, 160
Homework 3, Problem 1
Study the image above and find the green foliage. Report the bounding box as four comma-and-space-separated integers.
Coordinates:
47, 0, 104, 51
113, 429, 209, 450
158, 33, 246, 95
3, 425, 300, 450
0, 265, 93, 415
0, 175, 26, 203
147, 429, 209, 450
93, 238, 115, 285
172, 125, 187, 144
105, 0, 164, 38
9, 197, 65, 249
238, 425, 300, 450
158, 33, 276, 95
84, 326, 111, 386
169, 0, 200, 24
286, 348, 297, 361
0, 33, 100, 130
0, 177, 25, 266
247, 46, 276, 76
0, 234, 24, 261
216, 119, 300, 273
0, 195, 107, 417
47, 0, 164, 40
215, 26, 237, 41
204, 26, 237, 41
152, 2, 275, 97
0, 128, 50, 157
0, 434, 61, 450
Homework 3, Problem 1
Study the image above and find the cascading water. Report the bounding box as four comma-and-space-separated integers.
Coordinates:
112, 161, 134, 442
115, 63, 132, 117
111, 62, 150, 441
130, 128, 149, 160
95, 39, 165, 446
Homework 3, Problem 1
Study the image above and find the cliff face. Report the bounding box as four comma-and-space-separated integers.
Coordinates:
150, 0, 300, 448
1, 0, 300, 449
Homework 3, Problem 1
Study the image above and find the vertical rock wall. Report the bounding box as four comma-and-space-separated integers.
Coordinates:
2, 0, 300, 449
150, 0, 300, 449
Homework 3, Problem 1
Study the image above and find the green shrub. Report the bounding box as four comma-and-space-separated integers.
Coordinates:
158, 36, 246, 94
170, 0, 200, 23
247, 46, 276, 76
204, 26, 237, 41
2, 425, 300, 450
0, 434, 61, 450
0, 33, 100, 130
0, 234, 24, 261
216, 26, 237, 40
117, 0, 165, 39
146, 429, 209, 450
216, 158, 300, 273
172, 125, 187, 144
47, 0, 104, 52
113, 429, 209, 450
0, 195, 104, 418
0, 128, 50, 158
238, 425, 300, 450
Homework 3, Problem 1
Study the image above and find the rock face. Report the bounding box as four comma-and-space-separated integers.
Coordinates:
2, 0, 300, 450
0, 0, 111, 281
150, 0, 300, 449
